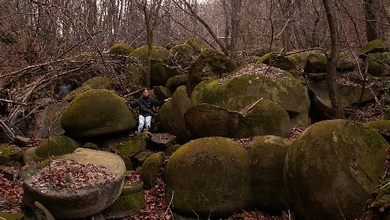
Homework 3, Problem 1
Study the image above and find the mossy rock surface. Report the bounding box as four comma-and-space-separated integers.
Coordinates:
0, 212, 23, 220
0, 144, 22, 165
365, 52, 390, 76
184, 38, 210, 52
141, 152, 165, 188
256, 51, 309, 70
124, 61, 147, 92
109, 42, 134, 55
169, 43, 197, 68
191, 63, 310, 126
109, 132, 149, 159
247, 135, 291, 212
153, 86, 172, 100
164, 137, 251, 217
166, 74, 188, 91
103, 182, 144, 218
366, 120, 390, 141
22, 148, 126, 219
151, 62, 180, 86
159, 86, 193, 143
284, 119, 387, 220
61, 89, 137, 138
360, 39, 389, 56
185, 100, 291, 138
34, 135, 79, 159
83, 76, 115, 90
304, 52, 327, 73
130, 46, 170, 61
184, 103, 241, 138
236, 99, 291, 138
187, 48, 240, 94
308, 79, 380, 118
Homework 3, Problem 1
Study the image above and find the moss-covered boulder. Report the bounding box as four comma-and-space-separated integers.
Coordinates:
365, 52, 390, 76
159, 86, 193, 143
304, 52, 327, 73
360, 39, 389, 58
83, 76, 115, 89
0, 212, 23, 220
63, 76, 115, 102
184, 38, 210, 52
308, 79, 380, 118
0, 144, 22, 165
34, 135, 79, 159
153, 86, 172, 100
141, 152, 165, 188
124, 61, 147, 92
192, 63, 310, 126
166, 74, 188, 91
184, 100, 291, 138
256, 51, 309, 71
61, 89, 137, 138
151, 62, 180, 86
284, 119, 387, 220
109, 42, 134, 55
103, 182, 144, 218
22, 148, 126, 219
187, 48, 240, 94
169, 43, 198, 69
164, 137, 251, 218
38, 101, 69, 137
109, 132, 149, 159
366, 120, 390, 142
184, 103, 241, 138
247, 135, 291, 212
130, 46, 170, 62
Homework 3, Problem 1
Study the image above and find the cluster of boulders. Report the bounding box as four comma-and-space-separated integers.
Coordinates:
1, 38, 390, 219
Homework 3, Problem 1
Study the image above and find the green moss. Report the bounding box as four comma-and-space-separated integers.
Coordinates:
133, 151, 150, 166
110, 132, 149, 158
385, 108, 390, 120
184, 38, 210, 52
0, 212, 23, 220
164, 144, 181, 156
236, 99, 291, 138
84, 76, 115, 89
104, 182, 144, 218
360, 39, 388, 55
82, 142, 99, 149
365, 52, 390, 76
61, 89, 137, 138
34, 136, 78, 158
141, 152, 165, 188
284, 119, 387, 219
109, 42, 134, 55
130, 45, 170, 61
0, 144, 22, 165
247, 135, 291, 212
164, 137, 251, 217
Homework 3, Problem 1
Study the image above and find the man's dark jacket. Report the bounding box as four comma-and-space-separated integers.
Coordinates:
130, 96, 164, 117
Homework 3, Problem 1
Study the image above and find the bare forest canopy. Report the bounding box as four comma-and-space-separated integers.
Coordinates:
1, 0, 390, 72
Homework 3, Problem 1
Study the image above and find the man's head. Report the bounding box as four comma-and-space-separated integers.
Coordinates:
142, 88, 149, 98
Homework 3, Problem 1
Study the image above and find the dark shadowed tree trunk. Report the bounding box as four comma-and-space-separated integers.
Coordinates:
322, 0, 344, 118
364, 0, 378, 41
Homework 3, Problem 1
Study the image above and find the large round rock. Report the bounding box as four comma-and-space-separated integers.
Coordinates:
284, 119, 387, 220
22, 148, 126, 219
247, 135, 291, 212
163, 137, 251, 218
61, 89, 136, 138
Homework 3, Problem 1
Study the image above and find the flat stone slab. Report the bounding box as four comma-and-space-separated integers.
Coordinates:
22, 148, 126, 219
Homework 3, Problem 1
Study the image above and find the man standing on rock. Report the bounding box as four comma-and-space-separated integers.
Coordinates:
130, 88, 168, 133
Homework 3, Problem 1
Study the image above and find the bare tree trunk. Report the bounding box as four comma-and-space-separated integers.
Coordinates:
322, 0, 344, 118
230, 0, 242, 59
140, 0, 163, 88
364, 0, 378, 41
